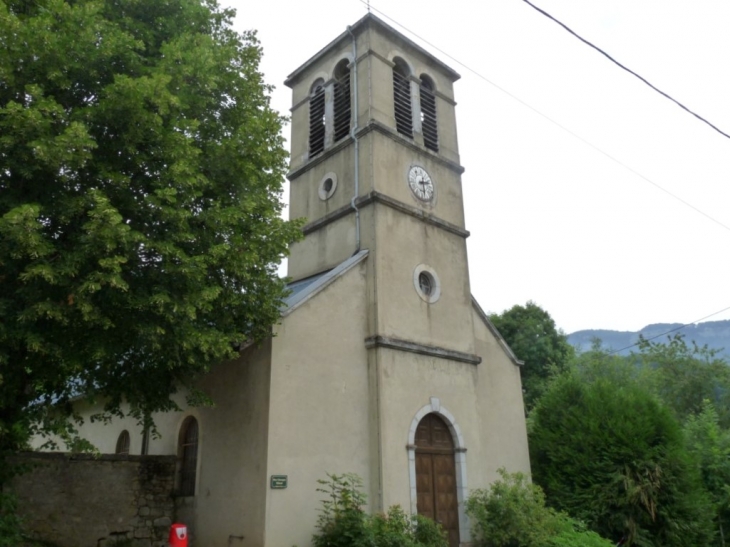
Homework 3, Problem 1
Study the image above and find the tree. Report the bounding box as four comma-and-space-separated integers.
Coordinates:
0, 0, 302, 468
490, 301, 574, 408
634, 335, 730, 427
530, 372, 714, 547
683, 401, 730, 547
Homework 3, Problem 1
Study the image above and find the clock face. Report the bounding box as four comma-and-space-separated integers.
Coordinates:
408, 166, 434, 202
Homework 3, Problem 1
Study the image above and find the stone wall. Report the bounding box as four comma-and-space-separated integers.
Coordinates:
10, 452, 178, 547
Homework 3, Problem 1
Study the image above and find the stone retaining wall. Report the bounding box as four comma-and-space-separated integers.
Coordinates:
10, 452, 177, 547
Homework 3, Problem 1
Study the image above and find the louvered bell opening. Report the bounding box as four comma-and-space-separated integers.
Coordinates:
309, 88, 325, 157
421, 86, 438, 152
334, 73, 351, 142
393, 71, 413, 138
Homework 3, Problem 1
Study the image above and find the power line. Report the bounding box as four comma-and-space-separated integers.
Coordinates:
606, 304, 730, 356
358, 0, 730, 235
522, 0, 730, 141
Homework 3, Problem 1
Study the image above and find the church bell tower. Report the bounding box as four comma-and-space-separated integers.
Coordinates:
285, 13, 476, 358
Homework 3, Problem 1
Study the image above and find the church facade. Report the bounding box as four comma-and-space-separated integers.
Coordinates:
36, 14, 531, 547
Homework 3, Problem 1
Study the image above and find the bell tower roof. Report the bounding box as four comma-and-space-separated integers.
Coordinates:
284, 13, 461, 89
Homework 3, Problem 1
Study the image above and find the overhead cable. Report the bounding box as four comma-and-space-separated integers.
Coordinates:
522, 0, 730, 141
358, 0, 730, 235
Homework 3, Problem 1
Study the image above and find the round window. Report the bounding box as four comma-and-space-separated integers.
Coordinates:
318, 172, 338, 200
413, 264, 441, 303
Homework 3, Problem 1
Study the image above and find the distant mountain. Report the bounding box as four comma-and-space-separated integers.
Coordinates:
568, 320, 730, 359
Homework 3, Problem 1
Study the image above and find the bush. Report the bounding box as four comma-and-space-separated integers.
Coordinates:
0, 492, 23, 547
313, 474, 372, 547
549, 518, 615, 547
466, 469, 613, 547
312, 474, 447, 547
530, 373, 714, 546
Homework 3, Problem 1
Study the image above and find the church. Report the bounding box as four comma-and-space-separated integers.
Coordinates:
38, 13, 531, 547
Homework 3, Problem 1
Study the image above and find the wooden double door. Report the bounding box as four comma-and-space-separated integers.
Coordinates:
415, 413, 460, 547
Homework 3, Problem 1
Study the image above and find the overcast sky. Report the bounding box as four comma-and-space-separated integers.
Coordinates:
225, 0, 730, 334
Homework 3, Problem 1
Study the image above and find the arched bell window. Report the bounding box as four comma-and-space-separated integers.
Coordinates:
392, 57, 413, 138
333, 59, 352, 142
420, 75, 438, 152
178, 416, 199, 496
115, 430, 130, 455
309, 78, 326, 158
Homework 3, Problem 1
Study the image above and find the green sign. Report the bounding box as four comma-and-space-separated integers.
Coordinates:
270, 475, 288, 489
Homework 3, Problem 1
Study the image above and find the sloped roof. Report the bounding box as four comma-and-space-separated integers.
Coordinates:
281, 250, 369, 316
471, 296, 524, 367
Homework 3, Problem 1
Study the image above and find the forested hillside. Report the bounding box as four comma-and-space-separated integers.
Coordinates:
568, 320, 730, 358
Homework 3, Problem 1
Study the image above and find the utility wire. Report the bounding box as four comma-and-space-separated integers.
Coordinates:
358, 0, 730, 235
606, 304, 730, 356
523, 0, 730, 141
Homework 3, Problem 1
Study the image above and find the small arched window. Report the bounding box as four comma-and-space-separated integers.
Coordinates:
333, 59, 352, 142
392, 58, 413, 138
309, 79, 326, 157
178, 417, 199, 496
115, 430, 130, 455
420, 75, 438, 152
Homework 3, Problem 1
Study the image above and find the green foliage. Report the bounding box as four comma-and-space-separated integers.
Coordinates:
0, 0, 303, 462
313, 474, 447, 547
466, 469, 559, 547
683, 401, 730, 545
465, 469, 613, 547
314, 474, 372, 547
548, 519, 614, 547
634, 335, 730, 427
490, 301, 575, 408
410, 514, 449, 547
530, 373, 713, 547
370, 507, 446, 547
0, 492, 23, 547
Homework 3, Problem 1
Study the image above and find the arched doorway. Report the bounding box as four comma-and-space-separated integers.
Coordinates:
415, 413, 460, 547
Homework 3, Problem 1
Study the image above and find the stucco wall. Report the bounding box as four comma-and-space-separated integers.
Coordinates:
265, 258, 371, 547
183, 339, 273, 547
10, 453, 176, 547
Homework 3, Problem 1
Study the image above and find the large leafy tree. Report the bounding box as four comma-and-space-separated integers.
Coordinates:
0, 0, 302, 465
490, 301, 574, 408
530, 372, 713, 547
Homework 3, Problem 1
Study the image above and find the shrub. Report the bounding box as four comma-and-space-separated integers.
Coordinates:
549, 518, 615, 547
312, 473, 447, 547
313, 474, 372, 547
466, 469, 613, 547
0, 492, 23, 547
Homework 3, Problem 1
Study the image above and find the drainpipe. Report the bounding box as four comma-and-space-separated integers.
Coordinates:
347, 25, 360, 254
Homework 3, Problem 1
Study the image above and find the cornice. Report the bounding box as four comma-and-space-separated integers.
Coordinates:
301, 191, 470, 239
365, 335, 481, 365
